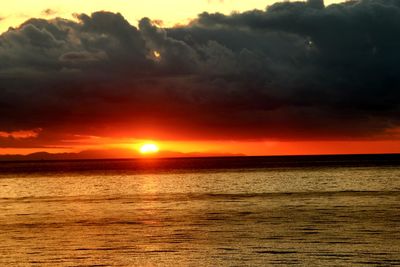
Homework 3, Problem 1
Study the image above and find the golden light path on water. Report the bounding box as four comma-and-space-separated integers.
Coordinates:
0, 158, 399, 266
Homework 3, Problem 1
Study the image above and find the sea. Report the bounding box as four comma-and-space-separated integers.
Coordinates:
0, 154, 399, 266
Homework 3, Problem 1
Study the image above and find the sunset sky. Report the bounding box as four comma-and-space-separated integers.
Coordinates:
1, 0, 400, 158
0, 0, 344, 33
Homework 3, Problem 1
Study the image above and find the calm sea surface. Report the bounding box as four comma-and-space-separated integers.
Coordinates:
0, 155, 400, 266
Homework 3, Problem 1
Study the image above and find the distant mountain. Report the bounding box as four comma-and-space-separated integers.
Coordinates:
0, 149, 245, 161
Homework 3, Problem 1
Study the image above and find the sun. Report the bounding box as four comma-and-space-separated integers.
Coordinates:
139, 143, 159, 154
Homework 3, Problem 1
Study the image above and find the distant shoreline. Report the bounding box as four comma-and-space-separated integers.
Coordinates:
0, 152, 400, 163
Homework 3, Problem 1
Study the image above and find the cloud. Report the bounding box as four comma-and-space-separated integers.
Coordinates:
0, 128, 42, 139
41, 9, 58, 17
0, 0, 400, 148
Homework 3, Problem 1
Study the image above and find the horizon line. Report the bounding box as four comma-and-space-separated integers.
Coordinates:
1, 152, 400, 163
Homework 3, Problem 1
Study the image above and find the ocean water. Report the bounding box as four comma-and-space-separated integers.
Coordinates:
0, 156, 400, 266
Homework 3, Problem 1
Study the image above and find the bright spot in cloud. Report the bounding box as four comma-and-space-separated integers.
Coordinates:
139, 143, 159, 154
153, 50, 161, 59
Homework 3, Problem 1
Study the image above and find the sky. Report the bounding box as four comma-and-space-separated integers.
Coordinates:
0, 0, 344, 33
1, 0, 400, 158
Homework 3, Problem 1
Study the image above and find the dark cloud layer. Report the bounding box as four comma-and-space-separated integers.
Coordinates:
1, 0, 400, 147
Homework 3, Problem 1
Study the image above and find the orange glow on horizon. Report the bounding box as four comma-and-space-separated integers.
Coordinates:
1, 138, 400, 158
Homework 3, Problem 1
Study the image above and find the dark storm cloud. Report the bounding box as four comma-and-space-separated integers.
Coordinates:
1, 0, 400, 147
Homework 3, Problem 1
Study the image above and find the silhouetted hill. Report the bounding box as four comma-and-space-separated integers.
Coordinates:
0, 149, 245, 161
